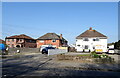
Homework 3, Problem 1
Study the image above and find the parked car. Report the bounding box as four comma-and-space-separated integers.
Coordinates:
40, 45, 53, 52
108, 48, 115, 54
42, 47, 55, 54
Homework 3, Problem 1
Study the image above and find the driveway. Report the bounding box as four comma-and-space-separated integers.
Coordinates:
1, 53, 120, 77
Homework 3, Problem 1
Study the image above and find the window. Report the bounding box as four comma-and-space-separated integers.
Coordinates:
12, 39, 14, 42
85, 45, 88, 49
20, 39, 22, 42
93, 38, 99, 41
96, 38, 99, 41
40, 40, 44, 43
7, 39, 10, 42
93, 39, 95, 41
52, 39, 56, 42
12, 44, 14, 48
77, 45, 80, 47
8, 44, 10, 47
83, 38, 89, 41
29, 40, 32, 42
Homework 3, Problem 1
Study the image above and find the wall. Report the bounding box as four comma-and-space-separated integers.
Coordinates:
8, 48, 40, 54
25, 41, 37, 48
76, 38, 107, 52
37, 40, 60, 48
58, 47, 68, 49
48, 49, 68, 56
6, 39, 17, 48
6, 38, 37, 48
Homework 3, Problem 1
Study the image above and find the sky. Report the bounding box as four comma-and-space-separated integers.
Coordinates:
2, 2, 118, 44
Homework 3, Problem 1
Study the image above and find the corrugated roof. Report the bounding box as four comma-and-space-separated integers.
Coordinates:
76, 27, 107, 39
37, 33, 67, 41
6, 34, 35, 40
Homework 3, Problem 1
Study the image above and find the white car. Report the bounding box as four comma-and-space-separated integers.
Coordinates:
40, 45, 52, 52
108, 48, 115, 54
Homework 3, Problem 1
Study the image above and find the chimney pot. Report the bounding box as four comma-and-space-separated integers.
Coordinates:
60, 34, 62, 39
89, 27, 92, 30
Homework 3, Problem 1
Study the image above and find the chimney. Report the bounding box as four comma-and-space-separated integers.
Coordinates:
60, 34, 62, 39
89, 27, 92, 30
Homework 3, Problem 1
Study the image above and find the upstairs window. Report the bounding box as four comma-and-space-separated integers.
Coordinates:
7, 39, 10, 42
12, 39, 14, 42
93, 38, 99, 41
83, 38, 89, 41
52, 39, 56, 42
20, 39, 23, 42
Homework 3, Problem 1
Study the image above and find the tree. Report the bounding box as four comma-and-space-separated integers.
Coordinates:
114, 40, 120, 49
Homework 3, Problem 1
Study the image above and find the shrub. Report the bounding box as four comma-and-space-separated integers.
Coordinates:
90, 51, 100, 58
90, 51, 96, 54
92, 54, 100, 58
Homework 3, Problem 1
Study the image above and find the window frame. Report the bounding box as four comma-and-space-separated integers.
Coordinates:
40, 40, 44, 43
7, 39, 10, 42
85, 45, 89, 49
83, 38, 89, 41
93, 38, 99, 41
12, 39, 14, 42
12, 44, 14, 48
20, 39, 23, 42
52, 39, 56, 43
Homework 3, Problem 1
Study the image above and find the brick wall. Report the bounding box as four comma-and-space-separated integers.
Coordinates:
6, 39, 17, 48
6, 38, 36, 48
37, 40, 60, 48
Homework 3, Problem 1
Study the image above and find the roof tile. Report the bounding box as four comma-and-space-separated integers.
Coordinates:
6, 34, 35, 40
76, 28, 107, 39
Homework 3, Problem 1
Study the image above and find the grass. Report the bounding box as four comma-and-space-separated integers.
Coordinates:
76, 54, 91, 57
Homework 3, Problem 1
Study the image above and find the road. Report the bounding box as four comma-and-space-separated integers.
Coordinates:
1, 53, 120, 77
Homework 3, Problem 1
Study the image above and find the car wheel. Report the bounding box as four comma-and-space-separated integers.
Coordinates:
42, 50, 47, 54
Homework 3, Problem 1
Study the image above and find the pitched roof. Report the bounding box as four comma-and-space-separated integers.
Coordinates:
6, 34, 35, 40
37, 33, 67, 41
76, 27, 107, 39
0, 39, 6, 44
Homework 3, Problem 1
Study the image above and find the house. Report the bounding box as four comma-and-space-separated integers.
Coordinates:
37, 33, 68, 48
76, 27, 107, 52
5, 34, 36, 48
0, 39, 6, 44
0, 39, 6, 50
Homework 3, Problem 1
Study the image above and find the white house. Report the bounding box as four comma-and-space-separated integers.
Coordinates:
76, 27, 107, 52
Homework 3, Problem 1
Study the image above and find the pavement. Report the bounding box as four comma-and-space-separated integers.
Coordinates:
1, 52, 120, 77
65, 52, 90, 55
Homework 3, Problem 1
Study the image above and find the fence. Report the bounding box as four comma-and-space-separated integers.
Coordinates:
48, 49, 68, 56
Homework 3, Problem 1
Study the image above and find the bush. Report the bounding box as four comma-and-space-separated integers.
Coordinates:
90, 51, 100, 58
92, 54, 100, 58
90, 51, 96, 55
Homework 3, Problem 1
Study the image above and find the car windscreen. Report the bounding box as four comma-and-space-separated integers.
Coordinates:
46, 47, 55, 49
109, 49, 114, 50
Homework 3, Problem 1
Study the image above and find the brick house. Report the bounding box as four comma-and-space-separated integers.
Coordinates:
5, 34, 36, 48
0, 39, 6, 44
37, 33, 68, 48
